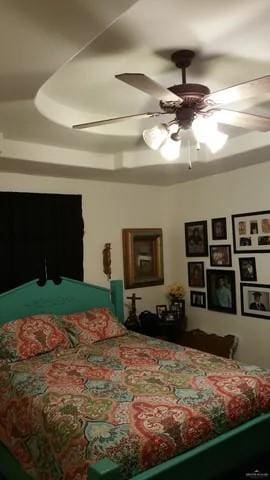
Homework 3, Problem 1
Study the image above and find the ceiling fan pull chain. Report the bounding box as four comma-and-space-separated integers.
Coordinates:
187, 138, 192, 170
195, 141, 201, 164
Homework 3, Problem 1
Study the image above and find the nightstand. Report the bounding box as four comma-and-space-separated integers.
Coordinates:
142, 317, 185, 343
125, 322, 142, 334
125, 311, 186, 343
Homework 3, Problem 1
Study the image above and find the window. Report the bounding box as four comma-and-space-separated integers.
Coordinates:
0, 192, 84, 293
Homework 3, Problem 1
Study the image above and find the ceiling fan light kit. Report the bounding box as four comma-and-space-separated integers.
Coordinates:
206, 130, 228, 154
142, 123, 169, 150
192, 116, 229, 153
73, 49, 270, 168
142, 122, 181, 160
160, 136, 181, 161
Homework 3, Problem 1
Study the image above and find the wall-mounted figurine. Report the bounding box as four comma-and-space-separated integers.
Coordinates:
103, 243, 111, 280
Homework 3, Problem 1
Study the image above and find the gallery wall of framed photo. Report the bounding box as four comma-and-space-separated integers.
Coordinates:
185, 209, 270, 320
170, 160, 270, 367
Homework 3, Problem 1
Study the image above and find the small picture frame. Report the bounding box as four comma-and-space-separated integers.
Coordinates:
156, 304, 167, 319
162, 311, 177, 323
185, 220, 208, 257
212, 217, 227, 240
241, 283, 270, 320
207, 269, 236, 314
210, 245, 232, 267
239, 258, 257, 282
170, 299, 185, 318
188, 261, 205, 287
190, 291, 206, 308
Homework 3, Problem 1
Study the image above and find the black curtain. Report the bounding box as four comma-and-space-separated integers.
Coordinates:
0, 192, 84, 293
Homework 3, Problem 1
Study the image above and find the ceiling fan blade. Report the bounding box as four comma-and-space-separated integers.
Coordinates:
115, 73, 182, 102
205, 75, 270, 106
215, 108, 270, 131
73, 111, 165, 129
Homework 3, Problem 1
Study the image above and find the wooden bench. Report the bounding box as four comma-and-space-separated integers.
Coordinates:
177, 329, 238, 359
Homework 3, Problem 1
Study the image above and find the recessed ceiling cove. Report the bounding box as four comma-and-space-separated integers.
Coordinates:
0, 0, 270, 184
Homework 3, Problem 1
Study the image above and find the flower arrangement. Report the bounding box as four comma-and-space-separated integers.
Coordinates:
166, 282, 186, 300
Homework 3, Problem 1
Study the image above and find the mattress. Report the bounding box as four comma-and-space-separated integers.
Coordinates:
0, 332, 270, 480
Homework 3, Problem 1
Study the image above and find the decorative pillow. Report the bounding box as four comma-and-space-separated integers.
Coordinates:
58, 307, 126, 346
0, 314, 70, 361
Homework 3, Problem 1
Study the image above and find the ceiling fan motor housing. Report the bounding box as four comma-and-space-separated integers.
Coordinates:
175, 105, 196, 129
169, 83, 210, 99
160, 83, 211, 128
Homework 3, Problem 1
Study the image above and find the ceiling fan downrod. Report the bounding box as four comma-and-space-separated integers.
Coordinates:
171, 49, 195, 85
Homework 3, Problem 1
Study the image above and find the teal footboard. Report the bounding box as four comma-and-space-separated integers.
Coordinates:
88, 413, 270, 480
0, 442, 32, 480
1, 413, 270, 479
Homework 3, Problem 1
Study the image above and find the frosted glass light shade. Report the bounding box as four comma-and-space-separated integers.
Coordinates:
205, 130, 228, 153
160, 137, 181, 161
192, 116, 218, 143
192, 115, 228, 153
168, 123, 179, 134
143, 124, 168, 150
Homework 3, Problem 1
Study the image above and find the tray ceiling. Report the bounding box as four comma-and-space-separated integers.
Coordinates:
0, 0, 270, 185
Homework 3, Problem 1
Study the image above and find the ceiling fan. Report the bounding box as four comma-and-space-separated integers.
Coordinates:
73, 49, 270, 162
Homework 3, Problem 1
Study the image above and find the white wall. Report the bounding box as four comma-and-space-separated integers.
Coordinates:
167, 160, 270, 368
2, 161, 270, 368
0, 172, 169, 313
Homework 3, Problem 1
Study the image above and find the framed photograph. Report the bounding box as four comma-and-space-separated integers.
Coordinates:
162, 311, 178, 323
207, 269, 236, 314
210, 245, 232, 267
232, 210, 270, 253
239, 257, 257, 282
156, 304, 167, 319
185, 220, 208, 257
190, 291, 206, 308
170, 299, 185, 318
241, 283, 270, 320
188, 261, 205, 287
122, 228, 164, 289
212, 217, 227, 240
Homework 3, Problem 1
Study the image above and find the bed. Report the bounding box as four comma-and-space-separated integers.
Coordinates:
0, 278, 270, 480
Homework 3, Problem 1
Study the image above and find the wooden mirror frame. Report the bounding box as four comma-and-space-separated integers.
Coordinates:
122, 228, 164, 289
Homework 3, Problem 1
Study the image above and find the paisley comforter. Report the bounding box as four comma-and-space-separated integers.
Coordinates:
0, 332, 270, 480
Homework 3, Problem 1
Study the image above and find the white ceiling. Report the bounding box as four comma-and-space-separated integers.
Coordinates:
0, 0, 270, 185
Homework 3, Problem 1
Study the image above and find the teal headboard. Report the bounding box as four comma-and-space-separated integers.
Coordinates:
0, 277, 124, 326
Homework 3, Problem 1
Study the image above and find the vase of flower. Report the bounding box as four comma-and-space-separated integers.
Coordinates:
167, 282, 185, 304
